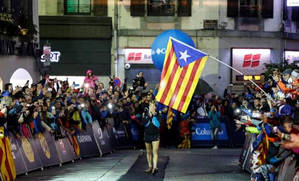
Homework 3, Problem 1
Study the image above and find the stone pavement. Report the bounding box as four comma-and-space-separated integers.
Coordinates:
17, 149, 249, 181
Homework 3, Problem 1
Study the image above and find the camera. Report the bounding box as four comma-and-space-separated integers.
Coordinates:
125, 63, 131, 70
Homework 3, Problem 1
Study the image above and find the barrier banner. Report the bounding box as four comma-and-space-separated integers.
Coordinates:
76, 124, 100, 158
16, 137, 43, 172
244, 135, 256, 173
92, 122, 112, 156
9, 135, 27, 175
239, 134, 252, 169
113, 124, 132, 149
191, 123, 229, 141
102, 128, 113, 153
107, 126, 118, 149
33, 132, 60, 167
55, 138, 76, 163
277, 156, 296, 181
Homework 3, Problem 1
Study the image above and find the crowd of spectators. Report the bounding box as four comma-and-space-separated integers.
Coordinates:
0, 65, 298, 180
231, 67, 299, 181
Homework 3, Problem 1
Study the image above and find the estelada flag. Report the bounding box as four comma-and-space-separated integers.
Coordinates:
72, 135, 80, 157
155, 37, 208, 113
166, 108, 174, 130
0, 135, 16, 181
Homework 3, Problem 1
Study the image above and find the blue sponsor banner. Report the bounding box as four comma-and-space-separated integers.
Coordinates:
191, 123, 228, 141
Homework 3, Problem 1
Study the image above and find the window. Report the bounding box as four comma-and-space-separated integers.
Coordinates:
240, 0, 258, 17
130, 0, 192, 17
64, 0, 91, 15
227, 0, 273, 18
147, 0, 175, 16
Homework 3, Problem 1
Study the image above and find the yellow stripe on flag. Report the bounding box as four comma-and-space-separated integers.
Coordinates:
0, 136, 16, 181
172, 61, 197, 110
163, 55, 184, 106
156, 39, 175, 101
181, 56, 208, 113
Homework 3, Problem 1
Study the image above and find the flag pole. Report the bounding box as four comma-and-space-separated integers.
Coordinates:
168, 37, 273, 101
208, 55, 273, 101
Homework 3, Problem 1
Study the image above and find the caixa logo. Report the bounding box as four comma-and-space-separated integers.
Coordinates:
242, 54, 261, 68
152, 48, 166, 55
128, 52, 142, 61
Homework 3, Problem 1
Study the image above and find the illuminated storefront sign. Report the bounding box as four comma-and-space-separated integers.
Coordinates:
232, 48, 271, 82
41, 51, 61, 63
287, 0, 299, 7
285, 50, 299, 64
124, 48, 153, 64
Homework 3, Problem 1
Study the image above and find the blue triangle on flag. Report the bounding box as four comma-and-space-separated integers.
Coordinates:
171, 38, 207, 68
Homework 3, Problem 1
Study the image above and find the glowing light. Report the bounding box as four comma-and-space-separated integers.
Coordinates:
107, 103, 113, 109
254, 76, 261, 81
244, 76, 253, 80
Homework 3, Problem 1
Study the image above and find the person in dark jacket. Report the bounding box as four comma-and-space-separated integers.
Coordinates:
132, 72, 146, 90
143, 101, 160, 175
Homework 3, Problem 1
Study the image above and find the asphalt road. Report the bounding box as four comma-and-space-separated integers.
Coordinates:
17, 149, 249, 181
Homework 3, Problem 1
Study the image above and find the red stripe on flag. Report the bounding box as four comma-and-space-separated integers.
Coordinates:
0, 147, 6, 181
3, 139, 14, 181
168, 66, 188, 108
160, 57, 179, 103
161, 48, 174, 80
178, 59, 202, 111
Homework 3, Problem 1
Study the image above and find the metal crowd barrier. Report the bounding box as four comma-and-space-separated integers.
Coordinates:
4, 121, 120, 176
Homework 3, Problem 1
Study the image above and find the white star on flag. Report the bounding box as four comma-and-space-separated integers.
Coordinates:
179, 50, 191, 63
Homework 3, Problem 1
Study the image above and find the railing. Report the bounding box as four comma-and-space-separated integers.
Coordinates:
0, 7, 38, 57
0, 36, 38, 57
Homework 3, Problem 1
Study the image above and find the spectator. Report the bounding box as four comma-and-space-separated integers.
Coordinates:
208, 105, 221, 149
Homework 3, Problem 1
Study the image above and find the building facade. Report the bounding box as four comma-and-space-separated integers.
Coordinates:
37, 0, 299, 95
115, 0, 299, 96
38, 0, 112, 85
0, 0, 40, 90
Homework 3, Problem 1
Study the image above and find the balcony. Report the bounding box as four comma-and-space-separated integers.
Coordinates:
0, 10, 38, 57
